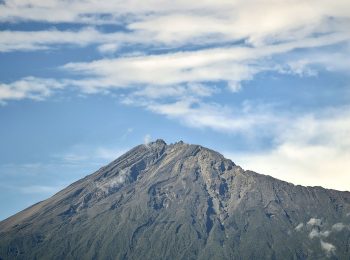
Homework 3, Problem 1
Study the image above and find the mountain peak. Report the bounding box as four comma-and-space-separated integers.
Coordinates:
147, 138, 167, 146
1, 141, 350, 259
155, 138, 167, 145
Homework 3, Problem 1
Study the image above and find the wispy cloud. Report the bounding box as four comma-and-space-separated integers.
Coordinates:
0, 77, 65, 104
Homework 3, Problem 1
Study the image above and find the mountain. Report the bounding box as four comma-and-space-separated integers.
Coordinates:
1, 139, 350, 259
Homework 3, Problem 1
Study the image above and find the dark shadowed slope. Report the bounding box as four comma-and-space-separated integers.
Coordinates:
1, 140, 350, 259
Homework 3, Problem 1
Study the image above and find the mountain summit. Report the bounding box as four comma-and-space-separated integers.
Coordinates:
1, 140, 350, 259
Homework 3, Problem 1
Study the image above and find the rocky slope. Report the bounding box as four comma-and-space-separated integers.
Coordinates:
1, 140, 350, 259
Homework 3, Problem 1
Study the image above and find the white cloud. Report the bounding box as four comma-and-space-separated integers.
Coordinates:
320, 240, 336, 256
0, 77, 65, 103
229, 107, 350, 191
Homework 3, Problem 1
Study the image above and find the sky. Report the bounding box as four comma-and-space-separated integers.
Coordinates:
0, 0, 350, 220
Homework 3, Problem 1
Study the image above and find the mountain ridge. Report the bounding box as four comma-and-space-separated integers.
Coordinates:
1, 139, 350, 259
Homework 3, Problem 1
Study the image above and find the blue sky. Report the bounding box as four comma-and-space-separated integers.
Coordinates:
0, 0, 350, 220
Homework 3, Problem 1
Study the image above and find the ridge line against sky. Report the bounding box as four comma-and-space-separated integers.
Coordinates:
0, 0, 350, 219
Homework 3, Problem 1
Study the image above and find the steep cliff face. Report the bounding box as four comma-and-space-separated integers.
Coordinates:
1, 140, 350, 259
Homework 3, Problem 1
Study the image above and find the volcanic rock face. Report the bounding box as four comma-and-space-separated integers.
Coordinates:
1, 140, 350, 259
